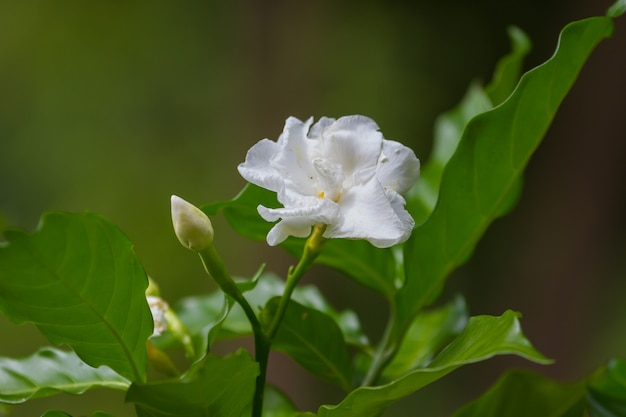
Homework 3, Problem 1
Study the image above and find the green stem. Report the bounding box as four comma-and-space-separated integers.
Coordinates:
198, 245, 268, 417
361, 307, 397, 387
267, 224, 327, 340
199, 246, 261, 331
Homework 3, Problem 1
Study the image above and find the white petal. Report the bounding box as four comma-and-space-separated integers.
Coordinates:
328, 178, 412, 248
258, 194, 339, 225
238, 139, 283, 192
384, 188, 415, 238
266, 221, 312, 246
270, 117, 319, 196
258, 196, 339, 246
376, 139, 420, 194
308, 116, 336, 139
318, 115, 383, 177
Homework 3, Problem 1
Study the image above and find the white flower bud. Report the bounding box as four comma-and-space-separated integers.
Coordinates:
171, 195, 214, 251
147, 295, 169, 337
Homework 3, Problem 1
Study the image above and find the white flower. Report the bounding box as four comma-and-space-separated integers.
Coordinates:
171, 195, 214, 252
238, 115, 420, 248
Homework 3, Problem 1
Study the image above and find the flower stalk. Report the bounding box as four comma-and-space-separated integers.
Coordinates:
267, 224, 327, 339
197, 245, 270, 417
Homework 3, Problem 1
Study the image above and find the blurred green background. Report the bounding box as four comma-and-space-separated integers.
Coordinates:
1, 1, 625, 416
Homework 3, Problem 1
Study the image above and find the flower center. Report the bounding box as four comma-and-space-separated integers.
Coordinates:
313, 157, 344, 202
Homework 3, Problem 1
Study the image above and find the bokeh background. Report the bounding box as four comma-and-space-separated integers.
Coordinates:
1, 0, 625, 416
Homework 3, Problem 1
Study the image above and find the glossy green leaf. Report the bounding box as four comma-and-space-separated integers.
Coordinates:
203, 185, 398, 298
317, 311, 549, 417
263, 297, 353, 392
395, 14, 616, 338
0, 212, 152, 382
450, 369, 586, 417
0, 347, 129, 404
588, 359, 626, 417
297, 240, 397, 298
382, 295, 468, 380
127, 349, 258, 417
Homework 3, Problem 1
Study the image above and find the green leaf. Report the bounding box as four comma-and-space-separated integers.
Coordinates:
262, 297, 353, 392
202, 184, 276, 241
0, 347, 129, 404
203, 185, 398, 298
127, 349, 259, 417
257, 385, 299, 417
450, 369, 586, 417
588, 359, 626, 417
607, 0, 626, 18
317, 311, 548, 417
396, 14, 615, 338
293, 239, 397, 298
484, 26, 532, 106
0, 212, 152, 382
382, 295, 468, 380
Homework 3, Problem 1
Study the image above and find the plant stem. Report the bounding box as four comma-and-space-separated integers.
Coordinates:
199, 246, 261, 331
267, 224, 327, 340
198, 245, 268, 417
361, 307, 397, 387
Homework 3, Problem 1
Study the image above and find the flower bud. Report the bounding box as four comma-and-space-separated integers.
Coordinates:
147, 295, 169, 337
171, 195, 214, 251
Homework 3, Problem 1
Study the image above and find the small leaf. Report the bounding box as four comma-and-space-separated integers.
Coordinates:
395, 14, 616, 339
317, 311, 548, 417
0, 212, 153, 382
0, 347, 129, 404
127, 349, 259, 417
382, 295, 468, 379
484, 26, 532, 106
450, 369, 586, 417
263, 297, 353, 392
607, 0, 626, 18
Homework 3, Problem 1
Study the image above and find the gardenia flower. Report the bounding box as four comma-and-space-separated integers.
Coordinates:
238, 115, 420, 248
